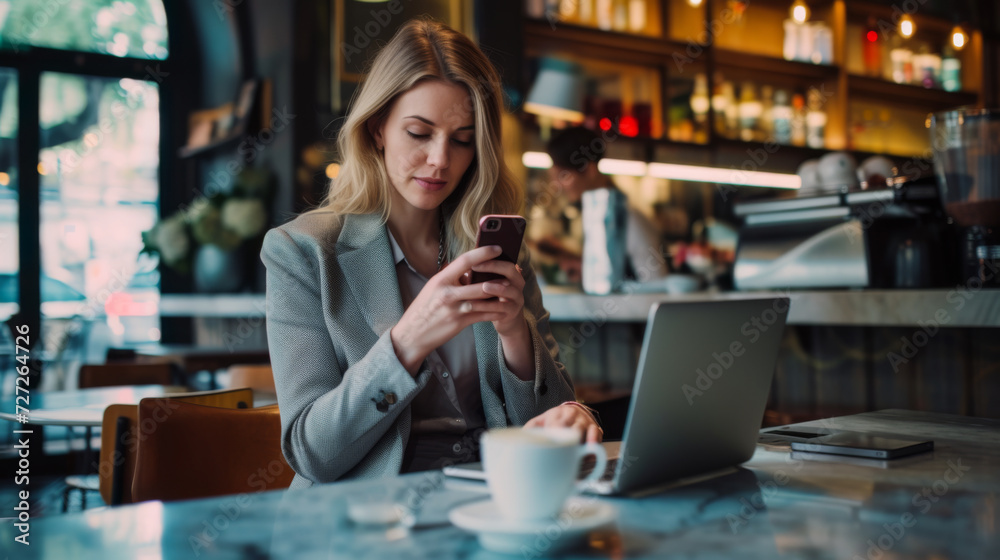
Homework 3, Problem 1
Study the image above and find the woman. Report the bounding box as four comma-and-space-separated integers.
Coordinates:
261, 18, 600, 488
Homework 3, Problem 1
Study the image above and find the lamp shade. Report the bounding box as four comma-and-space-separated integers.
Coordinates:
523, 58, 585, 123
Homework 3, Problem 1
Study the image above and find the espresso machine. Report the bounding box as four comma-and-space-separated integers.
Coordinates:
929, 108, 1000, 287
732, 176, 960, 290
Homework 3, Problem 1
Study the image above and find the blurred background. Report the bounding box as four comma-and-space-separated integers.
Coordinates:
1, 0, 998, 416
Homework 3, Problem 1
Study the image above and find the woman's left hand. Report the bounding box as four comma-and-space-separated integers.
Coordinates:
463, 257, 527, 337
524, 403, 603, 443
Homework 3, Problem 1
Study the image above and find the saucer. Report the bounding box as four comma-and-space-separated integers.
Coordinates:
449, 497, 616, 555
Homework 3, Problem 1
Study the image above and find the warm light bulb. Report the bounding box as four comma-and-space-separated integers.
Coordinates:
951, 25, 967, 50
790, 0, 809, 23
899, 15, 915, 39
686, 0, 703, 7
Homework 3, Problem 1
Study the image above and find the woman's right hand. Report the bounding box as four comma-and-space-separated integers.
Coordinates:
390, 244, 510, 375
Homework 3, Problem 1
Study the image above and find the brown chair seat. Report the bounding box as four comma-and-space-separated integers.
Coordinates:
96, 388, 254, 506
131, 399, 293, 502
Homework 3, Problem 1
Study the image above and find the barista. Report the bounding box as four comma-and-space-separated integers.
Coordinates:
536, 126, 669, 283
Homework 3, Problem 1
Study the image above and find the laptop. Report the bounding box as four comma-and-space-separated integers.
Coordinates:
443, 297, 791, 496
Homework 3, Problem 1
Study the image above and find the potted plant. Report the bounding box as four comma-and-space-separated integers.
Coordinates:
142, 167, 273, 292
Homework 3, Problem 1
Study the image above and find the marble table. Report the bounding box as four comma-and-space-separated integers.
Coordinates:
3, 409, 997, 559
0, 386, 186, 427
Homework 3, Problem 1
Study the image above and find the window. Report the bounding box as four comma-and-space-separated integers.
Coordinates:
0, 0, 169, 393
0, 0, 168, 59
0, 68, 16, 321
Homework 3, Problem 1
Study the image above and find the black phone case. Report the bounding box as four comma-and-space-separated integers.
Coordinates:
471, 216, 526, 283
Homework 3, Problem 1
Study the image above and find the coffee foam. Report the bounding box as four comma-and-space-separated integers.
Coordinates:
485, 427, 580, 447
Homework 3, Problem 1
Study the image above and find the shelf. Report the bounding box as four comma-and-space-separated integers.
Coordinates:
714, 49, 841, 81
523, 18, 685, 66
847, 75, 979, 111
705, 138, 925, 173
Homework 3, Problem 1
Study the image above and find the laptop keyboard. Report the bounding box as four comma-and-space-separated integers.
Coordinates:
579, 456, 619, 481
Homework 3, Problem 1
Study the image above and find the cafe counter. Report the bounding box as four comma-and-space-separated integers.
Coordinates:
158, 287, 1000, 327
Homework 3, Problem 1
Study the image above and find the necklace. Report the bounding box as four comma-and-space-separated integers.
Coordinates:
436, 212, 445, 272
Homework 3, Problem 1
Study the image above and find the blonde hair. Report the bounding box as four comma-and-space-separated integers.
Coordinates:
319, 18, 523, 258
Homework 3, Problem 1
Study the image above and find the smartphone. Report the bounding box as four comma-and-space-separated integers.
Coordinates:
442, 462, 487, 481
471, 214, 526, 284
790, 432, 933, 460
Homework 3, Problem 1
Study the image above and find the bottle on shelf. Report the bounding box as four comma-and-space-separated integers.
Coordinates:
760, 85, 774, 142
612, 0, 629, 32
628, 0, 646, 34
783, 18, 801, 62
805, 88, 827, 149
772, 89, 792, 145
890, 40, 914, 85
689, 74, 710, 144
559, 0, 578, 23
942, 45, 962, 92
599, 98, 623, 134
632, 101, 652, 137
596, 0, 613, 30
738, 82, 762, 142
711, 78, 737, 139
790, 93, 807, 147
862, 17, 882, 76
526, 0, 546, 18
812, 23, 833, 64
723, 82, 739, 139
578, 0, 595, 26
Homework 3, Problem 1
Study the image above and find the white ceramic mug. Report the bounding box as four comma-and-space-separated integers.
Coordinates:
480, 427, 607, 521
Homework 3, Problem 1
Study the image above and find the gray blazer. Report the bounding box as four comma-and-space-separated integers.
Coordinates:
261, 211, 575, 488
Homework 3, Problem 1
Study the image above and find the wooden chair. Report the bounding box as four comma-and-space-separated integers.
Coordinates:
62, 362, 187, 509
96, 388, 254, 506
131, 400, 293, 502
226, 364, 276, 393
78, 363, 183, 389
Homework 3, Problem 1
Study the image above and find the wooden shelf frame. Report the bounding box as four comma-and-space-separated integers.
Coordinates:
518, 0, 988, 170
847, 74, 980, 111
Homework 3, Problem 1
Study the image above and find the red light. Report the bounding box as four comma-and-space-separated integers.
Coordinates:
866, 30, 878, 42
599, 118, 612, 131
105, 292, 158, 316
619, 116, 639, 137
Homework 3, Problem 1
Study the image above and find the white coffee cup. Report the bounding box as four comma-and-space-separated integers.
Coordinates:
480, 427, 607, 521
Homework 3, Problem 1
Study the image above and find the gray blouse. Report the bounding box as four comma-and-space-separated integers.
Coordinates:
386, 228, 486, 436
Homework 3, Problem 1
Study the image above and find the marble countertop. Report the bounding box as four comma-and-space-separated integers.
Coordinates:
157, 288, 1000, 327
5, 409, 998, 559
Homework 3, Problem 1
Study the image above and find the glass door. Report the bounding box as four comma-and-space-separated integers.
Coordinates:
38, 72, 161, 387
